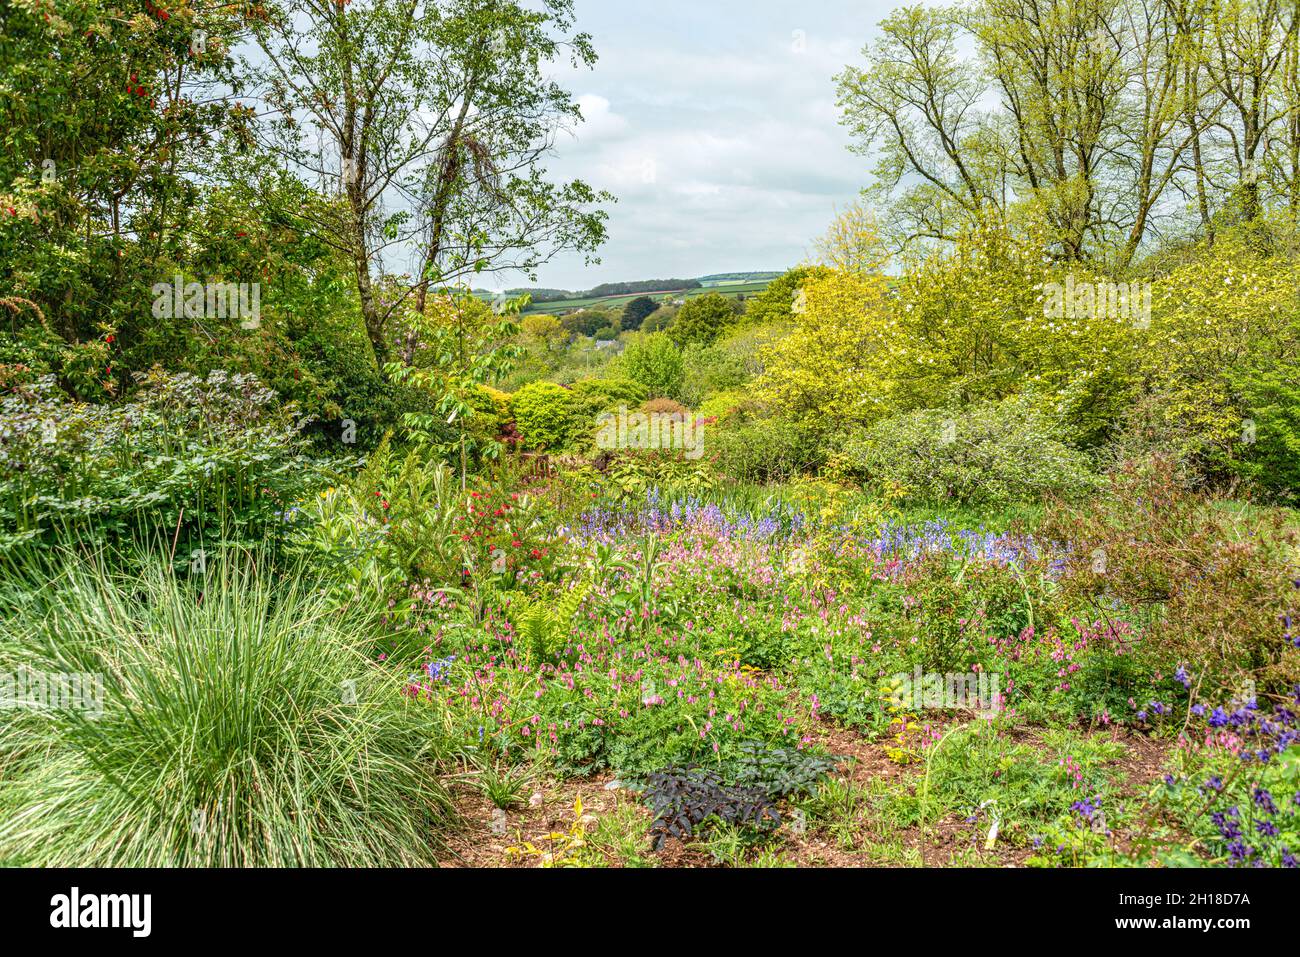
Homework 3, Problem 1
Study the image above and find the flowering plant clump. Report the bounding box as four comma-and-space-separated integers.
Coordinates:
0, 370, 335, 558
1146, 680, 1300, 867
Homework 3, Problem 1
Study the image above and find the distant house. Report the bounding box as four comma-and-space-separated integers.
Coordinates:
594, 339, 623, 352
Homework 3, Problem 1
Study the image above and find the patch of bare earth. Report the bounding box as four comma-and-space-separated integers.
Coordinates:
436, 719, 1178, 867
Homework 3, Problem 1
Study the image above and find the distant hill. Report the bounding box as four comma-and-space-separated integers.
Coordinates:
697, 271, 784, 285
498, 278, 702, 303
472, 271, 787, 315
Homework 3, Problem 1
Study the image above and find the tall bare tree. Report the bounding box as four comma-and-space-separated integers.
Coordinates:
249, 0, 610, 371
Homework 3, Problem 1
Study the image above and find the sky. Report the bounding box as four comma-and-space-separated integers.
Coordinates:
518, 0, 895, 291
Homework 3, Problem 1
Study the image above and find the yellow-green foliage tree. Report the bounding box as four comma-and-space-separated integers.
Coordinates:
754, 207, 898, 436
1141, 225, 1300, 491
521, 314, 566, 351
892, 219, 1139, 447
758, 215, 1140, 450
743, 266, 831, 328
754, 267, 896, 435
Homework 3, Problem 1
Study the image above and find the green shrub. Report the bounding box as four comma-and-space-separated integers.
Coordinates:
570, 377, 648, 416
1230, 349, 1300, 502
0, 370, 344, 559
845, 397, 1098, 506
640, 305, 678, 333
510, 381, 581, 451
709, 415, 820, 484
613, 332, 685, 400
0, 549, 453, 866
681, 342, 749, 407
697, 389, 748, 421
742, 266, 830, 327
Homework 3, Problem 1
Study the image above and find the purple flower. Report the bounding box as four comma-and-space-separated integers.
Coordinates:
1254, 787, 1278, 815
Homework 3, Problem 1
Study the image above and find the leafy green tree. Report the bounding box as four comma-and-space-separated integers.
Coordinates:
667, 292, 737, 346
250, 0, 611, 370
387, 288, 524, 483
743, 266, 829, 327
0, 0, 246, 394
621, 295, 657, 331
613, 332, 684, 399
640, 304, 677, 332
561, 309, 609, 337
522, 313, 565, 350
511, 380, 580, 450
681, 343, 749, 407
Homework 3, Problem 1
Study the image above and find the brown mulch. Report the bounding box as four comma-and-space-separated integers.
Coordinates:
439, 771, 628, 868
437, 717, 1179, 868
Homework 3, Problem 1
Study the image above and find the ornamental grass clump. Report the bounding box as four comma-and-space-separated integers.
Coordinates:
0, 546, 453, 866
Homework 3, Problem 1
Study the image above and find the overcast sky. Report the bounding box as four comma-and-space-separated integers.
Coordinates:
521, 0, 894, 290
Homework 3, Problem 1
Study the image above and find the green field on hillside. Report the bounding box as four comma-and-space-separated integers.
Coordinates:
516, 279, 774, 315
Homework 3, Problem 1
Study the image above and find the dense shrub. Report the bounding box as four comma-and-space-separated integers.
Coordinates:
570, 377, 647, 416
1101, 391, 1201, 488
613, 332, 685, 399
668, 293, 739, 346
709, 415, 821, 484
643, 397, 688, 416
560, 309, 614, 338
289, 446, 564, 603
697, 390, 746, 421
640, 305, 678, 333
681, 342, 749, 407
0, 370, 342, 558
1140, 225, 1300, 497
511, 380, 581, 450
1041, 457, 1299, 694
844, 397, 1097, 506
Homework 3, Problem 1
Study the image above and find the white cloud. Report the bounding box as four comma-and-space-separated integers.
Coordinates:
518, 0, 894, 288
